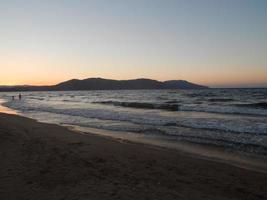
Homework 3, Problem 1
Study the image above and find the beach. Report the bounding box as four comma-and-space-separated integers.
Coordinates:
0, 113, 266, 200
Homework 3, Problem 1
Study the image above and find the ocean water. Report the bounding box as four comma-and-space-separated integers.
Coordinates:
1, 89, 267, 160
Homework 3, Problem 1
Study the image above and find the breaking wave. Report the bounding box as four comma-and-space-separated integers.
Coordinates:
93, 101, 180, 111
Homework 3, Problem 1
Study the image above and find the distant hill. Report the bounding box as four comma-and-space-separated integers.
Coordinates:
52, 78, 208, 90
162, 80, 207, 89
0, 78, 208, 91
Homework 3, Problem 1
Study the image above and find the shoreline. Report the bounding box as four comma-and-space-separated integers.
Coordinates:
0, 99, 18, 115
1, 98, 267, 173
0, 112, 267, 199
72, 126, 267, 174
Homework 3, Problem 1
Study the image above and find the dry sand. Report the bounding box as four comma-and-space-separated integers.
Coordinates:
0, 113, 266, 200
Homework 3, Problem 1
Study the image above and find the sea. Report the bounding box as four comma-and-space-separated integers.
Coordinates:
1, 89, 267, 169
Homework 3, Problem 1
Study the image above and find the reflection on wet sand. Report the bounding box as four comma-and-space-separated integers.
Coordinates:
0, 100, 17, 115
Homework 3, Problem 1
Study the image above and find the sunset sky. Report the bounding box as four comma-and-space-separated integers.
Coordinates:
0, 0, 266, 87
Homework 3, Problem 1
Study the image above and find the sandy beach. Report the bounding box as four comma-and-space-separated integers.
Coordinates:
0, 113, 266, 200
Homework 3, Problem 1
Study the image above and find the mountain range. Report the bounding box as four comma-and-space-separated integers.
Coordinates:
0, 78, 208, 91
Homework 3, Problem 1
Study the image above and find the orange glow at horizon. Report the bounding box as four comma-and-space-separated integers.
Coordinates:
1, 68, 267, 87
1, 53, 266, 87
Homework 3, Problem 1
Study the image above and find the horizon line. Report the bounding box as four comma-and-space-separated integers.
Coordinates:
0, 77, 267, 89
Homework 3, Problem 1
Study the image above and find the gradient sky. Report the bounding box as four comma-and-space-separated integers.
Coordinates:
0, 0, 267, 87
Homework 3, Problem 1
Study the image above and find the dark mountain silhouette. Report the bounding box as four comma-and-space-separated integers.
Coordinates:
162, 80, 206, 89
0, 78, 208, 91
53, 78, 164, 90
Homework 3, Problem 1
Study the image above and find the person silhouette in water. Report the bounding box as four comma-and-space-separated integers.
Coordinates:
19, 94, 22, 100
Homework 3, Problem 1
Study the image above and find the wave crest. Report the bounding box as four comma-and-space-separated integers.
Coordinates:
94, 101, 180, 111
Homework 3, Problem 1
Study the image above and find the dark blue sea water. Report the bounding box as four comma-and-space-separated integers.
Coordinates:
1, 89, 267, 161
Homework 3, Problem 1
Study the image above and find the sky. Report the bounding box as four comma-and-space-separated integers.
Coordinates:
0, 0, 266, 87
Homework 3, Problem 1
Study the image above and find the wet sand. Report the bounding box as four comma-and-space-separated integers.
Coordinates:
0, 100, 18, 115
0, 113, 266, 200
